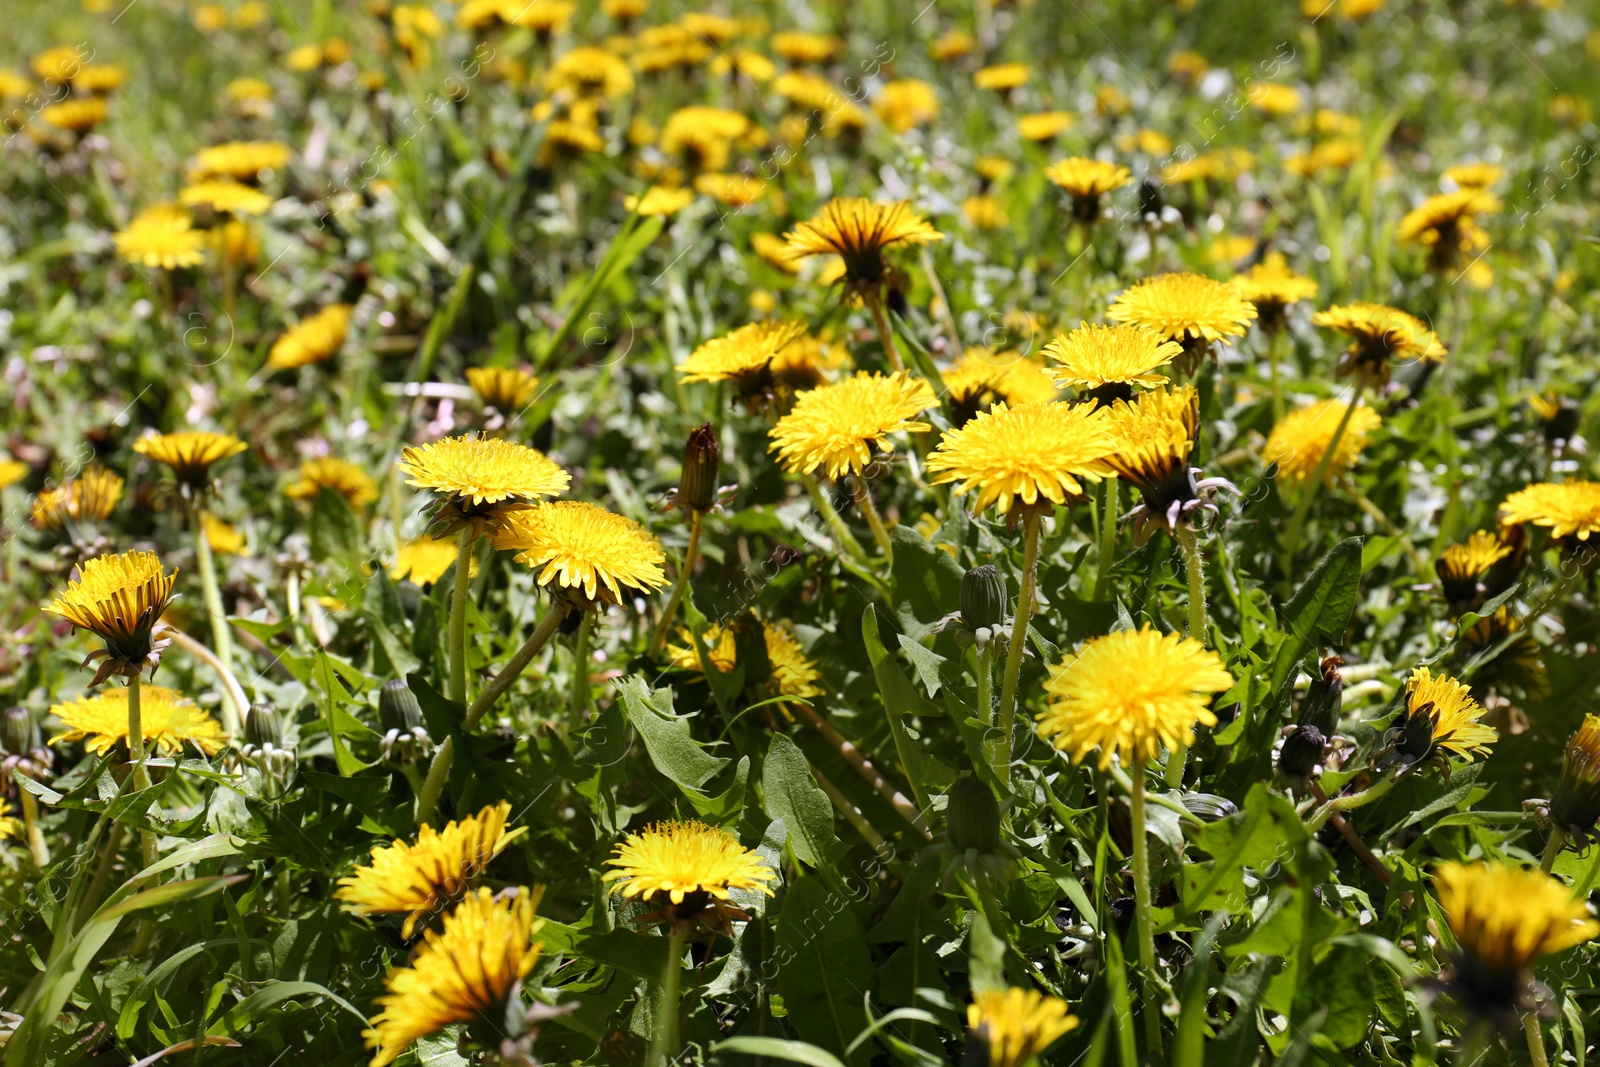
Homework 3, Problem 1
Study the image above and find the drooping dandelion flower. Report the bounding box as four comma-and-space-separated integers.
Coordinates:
1434, 528, 1522, 611
1037, 626, 1234, 770
1263, 398, 1382, 487
363, 887, 545, 1067
465, 367, 539, 415
192, 140, 292, 181
1499, 481, 1600, 544
874, 78, 940, 132
927, 401, 1114, 522
1228, 252, 1318, 330
133, 430, 247, 492
941, 349, 1059, 425
782, 199, 942, 302
1044, 158, 1133, 224
1107, 273, 1258, 370
113, 205, 207, 270
1312, 302, 1445, 384
665, 617, 823, 708
492, 501, 666, 607
30, 465, 124, 532
1550, 715, 1600, 845
966, 989, 1080, 1067
45, 550, 177, 686
390, 537, 462, 587
337, 802, 523, 938
1385, 667, 1497, 769
1433, 861, 1598, 1015
1044, 322, 1179, 406
768, 372, 936, 479
399, 434, 568, 536
603, 819, 777, 925
266, 304, 353, 370
1397, 189, 1499, 271
285, 457, 380, 510
178, 179, 274, 217
49, 684, 225, 756
678, 320, 807, 403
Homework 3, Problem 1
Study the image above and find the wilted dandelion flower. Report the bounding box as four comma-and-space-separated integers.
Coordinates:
1264, 399, 1382, 486
1044, 158, 1133, 224
400, 434, 568, 536
768, 372, 936, 479
928, 401, 1114, 523
492, 501, 666, 607
363, 887, 544, 1067
1499, 481, 1600, 544
266, 304, 353, 370
286, 457, 380, 510
45, 550, 177, 686
1037, 626, 1234, 769
465, 366, 539, 414
1107, 273, 1258, 370
133, 431, 247, 493
603, 819, 777, 924
390, 537, 461, 587
1228, 253, 1318, 329
1385, 667, 1496, 769
1044, 322, 1179, 405
114, 205, 206, 270
678, 319, 807, 401
1312, 302, 1444, 384
31, 465, 124, 531
192, 140, 292, 181
49, 684, 225, 756
966, 988, 1080, 1067
782, 199, 942, 301
666, 617, 822, 707
1433, 861, 1598, 1014
179, 179, 274, 216
42, 97, 109, 133
337, 802, 523, 938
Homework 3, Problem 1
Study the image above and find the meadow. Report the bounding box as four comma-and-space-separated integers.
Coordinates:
3, 0, 1600, 1064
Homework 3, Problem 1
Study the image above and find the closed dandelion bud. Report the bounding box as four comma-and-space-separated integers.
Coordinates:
1277, 725, 1326, 780
947, 775, 1001, 854
732, 613, 772, 694
1550, 715, 1600, 840
960, 564, 1008, 631
379, 678, 424, 734
677, 422, 720, 513
1, 706, 39, 756
244, 702, 285, 750
1297, 656, 1343, 735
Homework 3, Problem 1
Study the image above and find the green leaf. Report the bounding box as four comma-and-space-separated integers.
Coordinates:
1269, 536, 1364, 699
308, 486, 365, 566
1181, 784, 1308, 915
213, 979, 367, 1035
574, 928, 670, 983
861, 607, 933, 812
895, 633, 946, 701
614, 674, 728, 796
762, 733, 838, 871
1290, 944, 1374, 1049
773, 876, 872, 1065
712, 1037, 847, 1067
316, 650, 376, 775
686, 755, 750, 823
887, 525, 963, 635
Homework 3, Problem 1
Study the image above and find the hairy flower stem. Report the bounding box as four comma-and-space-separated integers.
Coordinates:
1305, 775, 1396, 832
1129, 768, 1164, 1053
649, 926, 687, 1067
449, 529, 476, 707
1540, 827, 1566, 874
190, 507, 235, 682
1341, 477, 1429, 577
852, 475, 894, 565
127, 675, 157, 873
1278, 381, 1365, 584
1094, 479, 1119, 602
650, 511, 703, 657
995, 511, 1041, 790
864, 289, 905, 374
1524, 1012, 1551, 1067
1266, 326, 1286, 425
1164, 525, 1209, 787
571, 613, 593, 727
803, 476, 871, 566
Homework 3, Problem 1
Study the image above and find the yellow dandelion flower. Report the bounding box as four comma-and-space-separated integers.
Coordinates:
0, 797, 19, 842
0, 459, 28, 491
928, 30, 977, 63
179, 179, 275, 216
1250, 82, 1301, 114
973, 63, 1030, 92
546, 45, 635, 99
465, 367, 539, 413
693, 172, 768, 208
1397, 189, 1499, 247
751, 232, 804, 274
603, 819, 777, 905
1228, 253, 1318, 327
508, 0, 574, 33
772, 332, 851, 389
771, 30, 842, 65
1102, 385, 1198, 492
782, 199, 942, 298
363, 887, 544, 1067
1551, 715, 1600, 840
709, 47, 777, 83
975, 155, 1015, 183
927, 401, 1115, 519
539, 117, 605, 162
1106, 273, 1258, 351
666, 618, 823, 705
202, 513, 247, 556
625, 185, 695, 217
42, 97, 108, 132
114, 204, 206, 270
659, 106, 748, 171
45, 550, 177, 685
285, 457, 379, 510
963, 194, 1008, 230
398, 433, 568, 526
967, 988, 1080, 1067
1443, 162, 1505, 192
1263, 398, 1382, 487
1435, 530, 1514, 604
1286, 138, 1364, 178
1392, 667, 1497, 765
226, 77, 273, 102
768, 372, 937, 479
679, 319, 806, 392
1044, 323, 1180, 402
337, 802, 523, 938
212, 218, 260, 266
1459, 607, 1547, 704
391, 537, 462, 587
1017, 111, 1074, 142
1499, 481, 1600, 543
32, 45, 87, 83
602, 0, 647, 19
491, 501, 667, 605
1434, 862, 1598, 986
49, 684, 225, 756
192, 140, 292, 181
942, 348, 1058, 423
31, 465, 123, 531
874, 78, 940, 132
1044, 158, 1133, 223
1037, 626, 1234, 769
133, 430, 247, 489
1312, 302, 1445, 382
266, 304, 353, 370
0, 70, 32, 100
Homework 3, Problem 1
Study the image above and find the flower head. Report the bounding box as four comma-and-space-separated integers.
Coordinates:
1499, 481, 1600, 544
1103, 385, 1232, 537
45, 551, 177, 686
966, 988, 1080, 1067
1312, 302, 1444, 383
338, 802, 523, 938
193, 140, 292, 181
50, 684, 224, 756
1263, 398, 1382, 487
363, 887, 544, 1067
285, 457, 379, 511
1106, 273, 1258, 360
603, 819, 777, 923
31, 465, 123, 532
1038, 627, 1233, 769
399, 434, 568, 536
771, 30, 841, 65
42, 97, 108, 133
391, 537, 462, 587
1018, 111, 1074, 142
1228, 252, 1318, 328
782, 199, 942, 298
1386, 667, 1496, 769
678, 320, 807, 401
626, 185, 695, 216
1044, 322, 1180, 404
1044, 158, 1132, 223
465, 367, 539, 414
768, 372, 936, 479
203, 514, 247, 556
928, 401, 1114, 521
179, 179, 274, 216
114, 205, 206, 270
0, 797, 19, 842
874, 78, 940, 132
266, 304, 353, 370
973, 63, 1029, 92
1398, 189, 1498, 269
666, 617, 822, 709
1459, 606, 1547, 703
1551, 715, 1600, 843
942, 349, 1059, 425
492, 501, 666, 607
545, 44, 635, 100
133, 430, 247, 491
1435, 529, 1521, 611
1443, 162, 1504, 191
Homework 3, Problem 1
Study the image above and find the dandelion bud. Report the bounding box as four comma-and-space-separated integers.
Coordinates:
1, 706, 39, 756
946, 775, 1001, 854
379, 679, 425, 734
677, 422, 720, 513
732, 613, 772, 694
1551, 715, 1600, 840
1297, 655, 1343, 736
1277, 725, 1326, 780
244, 702, 285, 749
960, 564, 1008, 632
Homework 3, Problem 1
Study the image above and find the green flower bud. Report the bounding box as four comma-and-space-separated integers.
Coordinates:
1297, 655, 1343, 735
1277, 725, 1326, 780
244, 702, 285, 749
946, 775, 1001, 854
960, 564, 1007, 632
1, 706, 40, 756
677, 422, 720, 513
378, 679, 425, 734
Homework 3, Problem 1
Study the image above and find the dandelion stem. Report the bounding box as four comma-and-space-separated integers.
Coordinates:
650, 511, 703, 658
168, 628, 249, 735
1094, 478, 1119, 602
1341, 476, 1429, 577
1129, 767, 1164, 1053
796, 702, 930, 836
1306, 775, 1396, 832
448, 528, 476, 707
808, 761, 891, 852
1165, 524, 1208, 788
1540, 827, 1565, 874
649, 926, 687, 1067
190, 507, 236, 679
570, 612, 593, 727
995, 511, 1041, 790
1523, 1011, 1551, 1067
1279, 381, 1364, 582
467, 602, 570, 728
19, 789, 49, 867
852, 475, 894, 565
1266, 326, 1285, 425
864, 289, 905, 374
127, 674, 157, 873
